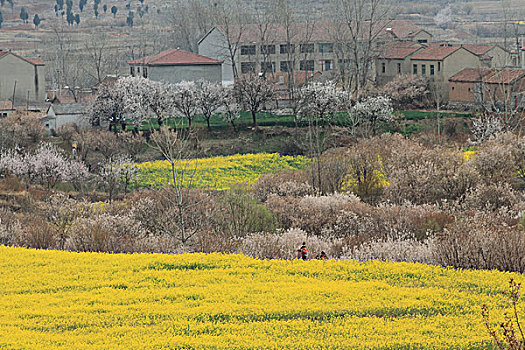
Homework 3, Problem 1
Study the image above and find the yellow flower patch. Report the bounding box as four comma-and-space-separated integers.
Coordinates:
0, 246, 518, 349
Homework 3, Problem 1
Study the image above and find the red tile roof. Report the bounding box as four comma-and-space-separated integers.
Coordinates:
410, 44, 463, 60
0, 100, 14, 110
0, 50, 45, 66
449, 68, 492, 82
462, 44, 495, 55
377, 41, 423, 59
25, 57, 45, 66
128, 49, 221, 65
484, 69, 525, 84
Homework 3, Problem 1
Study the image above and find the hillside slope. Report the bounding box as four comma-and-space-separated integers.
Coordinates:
0, 246, 517, 349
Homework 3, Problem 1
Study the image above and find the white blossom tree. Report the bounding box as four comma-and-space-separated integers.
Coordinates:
297, 81, 343, 126
353, 95, 393, 136
234, 74, 274, 128
472, 113, 503, 142
99, 156, 138, 202
196, 80, 225, 129
0, 143, 89, 190
221, 88, 241, 130
172, 81, 200, 130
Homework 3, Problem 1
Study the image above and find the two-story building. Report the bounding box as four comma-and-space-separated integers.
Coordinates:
128, 49, 223, 85
0, 50, 45, 104
198, 21, 432, 86
376, 43, 494, 101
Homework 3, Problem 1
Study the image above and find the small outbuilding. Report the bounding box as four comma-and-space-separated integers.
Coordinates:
44, 103, 89, 133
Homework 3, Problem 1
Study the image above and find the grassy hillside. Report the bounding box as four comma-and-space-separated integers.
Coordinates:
0, 246, 519, 349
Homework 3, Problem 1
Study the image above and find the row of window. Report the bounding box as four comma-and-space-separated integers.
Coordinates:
380, 62, 442, 76
241, 43, 335, 56
130, 66, 148, 78
240, 60, 335, 74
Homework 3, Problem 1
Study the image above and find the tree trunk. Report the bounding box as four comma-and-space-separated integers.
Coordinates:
252, 110, 257, 127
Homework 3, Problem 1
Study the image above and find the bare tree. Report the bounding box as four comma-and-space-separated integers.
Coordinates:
331, 0, 391, 99
149, 127, 203, 244
212, 0, 247, 80
84, 32, 119, 84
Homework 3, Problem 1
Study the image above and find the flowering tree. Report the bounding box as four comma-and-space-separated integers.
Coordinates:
472, 113, 503, 142
353, 96, 393, 136
0, 143, 89, 190
221, 87, 241, 129
99, 156, 138, 202
89, 82, 126, 133
172, 81, 199, 130
380, 74, 430, 109
297, 81, 342, 126
196, 80, 226, 129
234, 74, 274, 127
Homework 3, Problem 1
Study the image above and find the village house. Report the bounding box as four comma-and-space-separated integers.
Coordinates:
448, 68, 525, 110
376, 43, 495, 101
128, 49, 222, 85
0, 50, 46, 105
198, 21, 431, 85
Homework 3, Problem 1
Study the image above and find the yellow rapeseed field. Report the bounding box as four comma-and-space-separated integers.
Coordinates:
0, 246, 517, 349
134, 153, 310, 190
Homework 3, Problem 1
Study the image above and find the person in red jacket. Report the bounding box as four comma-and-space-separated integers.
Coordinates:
298, 242, 308, 260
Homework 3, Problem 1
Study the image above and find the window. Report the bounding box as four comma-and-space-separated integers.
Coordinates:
143, 67, 148, 78
382, 62, 386, 74
430, 65, 434, 75
321, 60, 333, 71
452, 86, 455, 91
241, 45, 256, 55
280, 44, 295, 54
300, 43, 314, 53
280, 61, 293, 72
318, 43, 333, 53
300, 60, 314, 71
241, 62, 256, 74
137, 66, 141, 74
260, 45, 275, 55
130, 66, 135, 76
421, 64, 426, 75
397, 63, 401, 74
261, 62, 275, 73
438, 62, 441, 71
413, 64, 417, 74
417, 39, 428, 43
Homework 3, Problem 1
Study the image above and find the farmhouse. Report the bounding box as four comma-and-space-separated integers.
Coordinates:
128, 49, 223, 85
449, 67, 525, 109
0, 50, 46, 104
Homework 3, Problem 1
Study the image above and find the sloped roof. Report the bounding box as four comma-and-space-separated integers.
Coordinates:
484, 69, 525, 84
449, 68, 492, 82
201, 20, 428, 44
128, 49, 221, 66
25, 57, 45, 66
377, 41, 423, 59
0, 100, 14, 110
410, 44, 464, 60
49, 103, 87, 115
0, 50, 45, 66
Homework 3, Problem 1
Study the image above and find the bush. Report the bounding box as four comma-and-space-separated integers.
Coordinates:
342, 237, 435, 264
434, 212, 525, 272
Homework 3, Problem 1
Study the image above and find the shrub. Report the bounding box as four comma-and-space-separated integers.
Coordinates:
434, 212, 525, 272
65, 213, 146, 253
342, 237, 435, 264
15, 215, 57, 249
